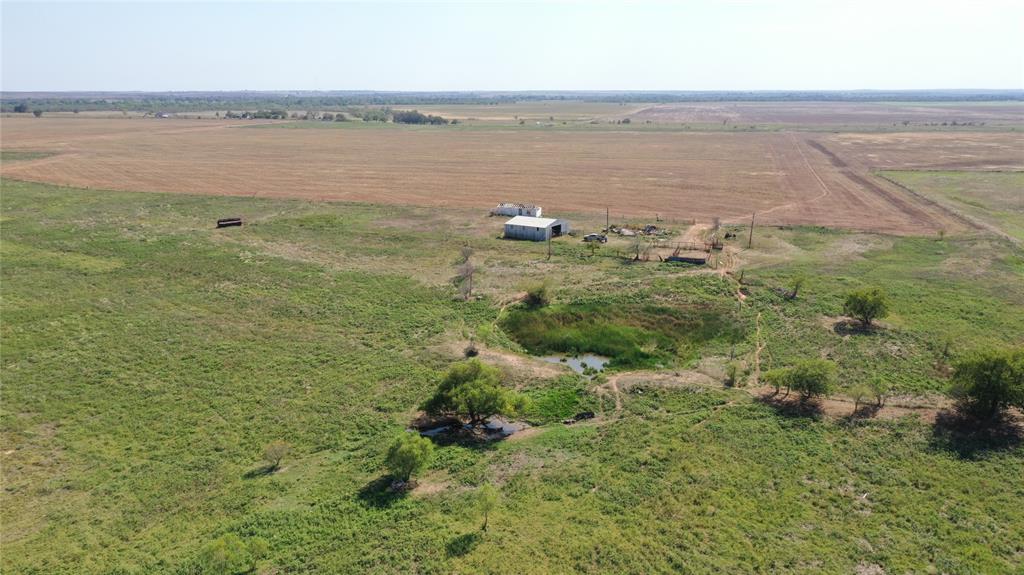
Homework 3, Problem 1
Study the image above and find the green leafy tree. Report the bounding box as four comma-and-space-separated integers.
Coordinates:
843, 287, 888, 326
950, 348, 1024, 420
869, 376, 890, 407
385, 433, 434, 482
787, 359, 835, 404
766, 359, 835, 404
476, 483, 499, 532
423, 360, 527, 425
848, 383, 872, 413
762, 367, 789, 395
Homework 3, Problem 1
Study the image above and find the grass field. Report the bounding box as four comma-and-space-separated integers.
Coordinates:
3, 177, 1022, 574
878, 170, 1024, 242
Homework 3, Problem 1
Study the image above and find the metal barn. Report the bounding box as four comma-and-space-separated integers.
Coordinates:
503, 216, 570, 241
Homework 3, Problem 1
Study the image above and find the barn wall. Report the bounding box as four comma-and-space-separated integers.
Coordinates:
504, 224, 549, 241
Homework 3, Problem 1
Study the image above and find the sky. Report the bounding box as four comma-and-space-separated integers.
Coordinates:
2, 0, 1022, 92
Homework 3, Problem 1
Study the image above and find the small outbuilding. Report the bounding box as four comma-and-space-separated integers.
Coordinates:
504, 215, 570, 241
492, 203, 543, 217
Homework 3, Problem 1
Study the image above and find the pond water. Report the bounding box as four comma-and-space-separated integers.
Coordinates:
483, 417, 526, 437
418, 417, 526, 440
540, 353, 610, 375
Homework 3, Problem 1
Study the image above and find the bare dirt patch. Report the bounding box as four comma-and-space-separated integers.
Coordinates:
412, 473, 456, 497
437, 340, 567, 384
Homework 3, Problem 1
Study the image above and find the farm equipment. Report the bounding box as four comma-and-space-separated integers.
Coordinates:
662, 241, 709, 265
216, 217, 243, 228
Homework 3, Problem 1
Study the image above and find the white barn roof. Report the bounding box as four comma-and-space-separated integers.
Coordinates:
505, 215, 559, 228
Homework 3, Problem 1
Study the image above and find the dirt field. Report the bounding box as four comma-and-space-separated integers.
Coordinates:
2, 116, 1019, 235
628, 101, 1024, 127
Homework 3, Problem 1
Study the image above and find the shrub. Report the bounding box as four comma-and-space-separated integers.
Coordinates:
385, 433, 434, 482
523, 281, 550, 309
422, 360, 527, 425
787, 274, 806, 299
950, 348, 1024, 420
196, 533, 267, 574
454, 246, 475, 301
724, 361, 743, 387
261, 440, 289, 471
843, 287, 888, 326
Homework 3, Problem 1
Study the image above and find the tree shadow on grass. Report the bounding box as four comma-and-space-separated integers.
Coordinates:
756, 391, 824, 420
840, 403, 882, 425
832, 319, 883, 336
426, 429, 504, 450
242, 465, 276, 479
357, 476, 411, 509
929, 409, 1022, 460
446, 532, 481, 558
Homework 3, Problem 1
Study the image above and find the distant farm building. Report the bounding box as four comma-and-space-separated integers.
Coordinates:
504, 216, 570, 241
492, 203, 542, 217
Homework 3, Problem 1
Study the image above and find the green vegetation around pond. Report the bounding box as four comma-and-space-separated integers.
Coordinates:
501, 303, 742, 369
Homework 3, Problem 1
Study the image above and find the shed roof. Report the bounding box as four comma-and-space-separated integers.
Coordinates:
504, 216, 559, 228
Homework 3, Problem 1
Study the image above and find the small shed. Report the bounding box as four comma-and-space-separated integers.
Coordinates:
504, 216, 570, 241
492, 203, 543, 217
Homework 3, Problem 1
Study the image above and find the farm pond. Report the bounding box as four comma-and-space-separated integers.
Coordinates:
540, 353, 609, 375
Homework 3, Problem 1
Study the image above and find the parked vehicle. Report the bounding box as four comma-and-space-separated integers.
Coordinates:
582, 233, 607, 243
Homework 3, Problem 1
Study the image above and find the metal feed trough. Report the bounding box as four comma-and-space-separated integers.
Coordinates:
216, 217, 243, 228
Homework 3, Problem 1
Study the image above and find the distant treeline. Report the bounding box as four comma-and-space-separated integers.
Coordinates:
216, 108, 453, 125
224, 110, 288, 119
2, 90, 1021, 113
391, 110, 450, 125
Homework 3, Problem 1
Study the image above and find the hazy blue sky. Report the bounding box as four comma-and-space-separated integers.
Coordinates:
2, 0, 1022, 91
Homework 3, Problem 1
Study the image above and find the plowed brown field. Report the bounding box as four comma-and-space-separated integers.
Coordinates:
628, 101, 1024, 127
3, 117, 1019, 235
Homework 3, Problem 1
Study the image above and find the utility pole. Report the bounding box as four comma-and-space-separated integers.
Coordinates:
547, 233, 552, 260
747, 212, 756, 249
605, 206, 610, 233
